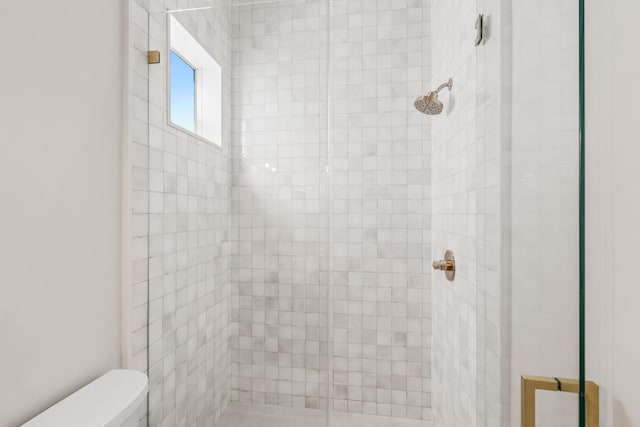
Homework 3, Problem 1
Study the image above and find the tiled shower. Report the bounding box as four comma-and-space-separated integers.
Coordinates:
126, 0, 580, 426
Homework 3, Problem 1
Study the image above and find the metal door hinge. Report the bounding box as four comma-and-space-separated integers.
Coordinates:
148, 50, 160, 64
475, 14, 484, 46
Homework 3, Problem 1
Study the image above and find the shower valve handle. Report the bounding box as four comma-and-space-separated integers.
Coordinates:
432, 259, 454, 271
432, 250, 456, 282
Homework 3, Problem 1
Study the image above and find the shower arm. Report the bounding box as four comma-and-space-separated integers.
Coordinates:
435, 79, 453, 93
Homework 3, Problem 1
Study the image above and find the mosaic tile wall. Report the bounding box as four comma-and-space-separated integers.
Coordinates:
230, 0, 432, 422
127, 0, 233, 425
329, 0, 432, 421
229, 0, 332, 411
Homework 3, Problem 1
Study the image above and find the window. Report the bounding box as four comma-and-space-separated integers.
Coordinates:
169, 51, 196, 132
168, 15, 222, 147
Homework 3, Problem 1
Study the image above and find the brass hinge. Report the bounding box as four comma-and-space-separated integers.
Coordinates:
148, 50, 160, 64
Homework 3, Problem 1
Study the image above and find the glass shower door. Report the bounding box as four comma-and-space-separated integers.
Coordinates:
130, 0, 592, 426
142, 2, 244, 425
473, 0, 588, 425
143, 0, 334, 425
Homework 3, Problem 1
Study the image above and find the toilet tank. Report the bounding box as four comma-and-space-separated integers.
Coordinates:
22, 370, 148, 427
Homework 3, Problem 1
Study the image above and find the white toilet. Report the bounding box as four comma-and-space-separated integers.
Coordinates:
22, 370, 148, 427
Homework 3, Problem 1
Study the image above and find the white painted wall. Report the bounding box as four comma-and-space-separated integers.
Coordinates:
0, 1, 123, 426
586, 0, 640, 425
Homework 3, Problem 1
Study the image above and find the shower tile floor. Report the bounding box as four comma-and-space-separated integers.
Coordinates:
217, 403, 429, 427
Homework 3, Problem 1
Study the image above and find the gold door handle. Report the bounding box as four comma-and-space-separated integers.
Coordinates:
432, 250, 455, 281
521, 375, 599, 427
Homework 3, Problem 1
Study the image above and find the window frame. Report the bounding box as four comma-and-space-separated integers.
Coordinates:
166, 14, 222, 148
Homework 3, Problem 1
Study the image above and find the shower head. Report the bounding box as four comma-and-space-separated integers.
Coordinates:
414, 91, 444, 115
414, 78, 453, 115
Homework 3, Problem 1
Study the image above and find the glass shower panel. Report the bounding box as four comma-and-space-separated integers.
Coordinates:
509, 0, 581, 425
132, 0, 587, 426
475, 0, 582, 426
474, 1, 511, 425
144, 0, 334, 425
